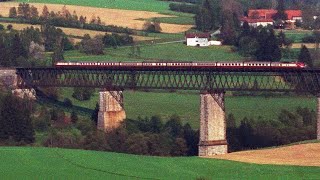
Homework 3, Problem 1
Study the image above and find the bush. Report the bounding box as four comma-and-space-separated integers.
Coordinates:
169, 3, 198, 14
63, 98, 73, 107
72, 87, 95, 101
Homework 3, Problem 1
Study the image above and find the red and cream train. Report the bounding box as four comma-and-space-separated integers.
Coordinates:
55, 61, 307, 69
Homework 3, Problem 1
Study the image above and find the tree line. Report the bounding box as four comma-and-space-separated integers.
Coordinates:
0, 87, 317, 156
6, 3, 134, 34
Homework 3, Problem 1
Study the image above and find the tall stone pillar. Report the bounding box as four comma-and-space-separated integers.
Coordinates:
98, 91, 126, 131
317, 97, 320, 140
199, 92, 227, 156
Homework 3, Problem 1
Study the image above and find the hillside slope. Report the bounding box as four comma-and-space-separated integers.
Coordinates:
212, 142, 320, 167
0, 147, 320, 179
0, 2, 192, 33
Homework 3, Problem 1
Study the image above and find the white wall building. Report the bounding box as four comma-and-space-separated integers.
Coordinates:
185, 33, 210, 47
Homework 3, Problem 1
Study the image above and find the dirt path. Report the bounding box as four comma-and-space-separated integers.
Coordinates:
209, 143, 320, 167
0, 2, 193, 33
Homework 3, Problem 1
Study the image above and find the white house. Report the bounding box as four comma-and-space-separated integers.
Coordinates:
185, 33, 211, 47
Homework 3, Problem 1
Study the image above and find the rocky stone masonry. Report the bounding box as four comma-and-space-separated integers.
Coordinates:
199, 93, 227, 156
98, 91, 126, 131
0, 69, 35, 99
0, 69, 17, 89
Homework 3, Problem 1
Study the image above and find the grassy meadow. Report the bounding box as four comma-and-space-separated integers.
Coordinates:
60, 88, 316, 129
16, 0, 173, 13
63, 43, 243, 62
1, 146, 320, 179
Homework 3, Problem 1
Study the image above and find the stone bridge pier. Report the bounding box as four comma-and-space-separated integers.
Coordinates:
98, 91, 126, 131
0, 69, 35, 99
199, 91, 227, 156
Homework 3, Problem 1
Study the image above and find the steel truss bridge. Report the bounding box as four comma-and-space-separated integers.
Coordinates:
15, 67, 320, 94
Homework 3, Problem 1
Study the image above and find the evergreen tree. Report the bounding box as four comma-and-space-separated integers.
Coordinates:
91, 103, 99, 125
10, 34, 28, 66
256, 28, 281, 61
272, 0, 288, 21
195, 0, 221, 31
298, 45, 313, 67
0, 94, 34, 143
9, 7, 17, 18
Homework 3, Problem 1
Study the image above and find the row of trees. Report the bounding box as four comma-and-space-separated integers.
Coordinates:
7, 3, 134, 34
79, 33, 134, 55
227, 107, 317, 151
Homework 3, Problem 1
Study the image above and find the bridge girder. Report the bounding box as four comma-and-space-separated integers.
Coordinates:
15, 68, 320, 93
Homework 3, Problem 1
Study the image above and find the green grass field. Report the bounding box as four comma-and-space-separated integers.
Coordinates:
0, 146, 319, 179
64, 43, 243, 62
17, 0, 172, 13
60, 88, 316, 129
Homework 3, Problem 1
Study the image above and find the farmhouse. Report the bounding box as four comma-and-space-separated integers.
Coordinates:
185, 33, 221, 47
240, 17, 274, 27
241, 9, 302, 28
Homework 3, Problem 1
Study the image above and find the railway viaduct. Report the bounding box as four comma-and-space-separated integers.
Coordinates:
2, 67, 320, 156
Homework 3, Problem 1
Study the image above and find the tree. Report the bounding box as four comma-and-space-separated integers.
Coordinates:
17, 3, 31, 19
9, 7, 17, 18
298, 45, 313, 67
10, 34, 28, 66
80, 35, 104, 55
238, 118, 254, 148
125, 133, 149, 155
91, 103, 99, 125
30, 6, 39, 19
302, 5, 315, 29
143, 18, 162, 33
272, 0, 287, 21
238, 36, 259, 57
72, 87, 95, 101
0, 94, 35, 143
195, 0, 219, 31
70, 111, 78, 124
171, 138, 188, 156
256, 28, 281, 62
29, 41, 45, 60
51, 36, 64, 65
41, 5, 49, 19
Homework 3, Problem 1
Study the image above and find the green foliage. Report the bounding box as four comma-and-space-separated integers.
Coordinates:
102, 33, 133, 48
72, 88, 95, 101
272, 0, 288, 21
227, 106, 317, 151
298, 45, 313, 67
43, 128, 84, 148
70, 111, 78, 124
91, 103, 99, 125
80, 35, 104, 55
169, 3, 198, 14
143, 18, 162, 33
0, 94, 35, 144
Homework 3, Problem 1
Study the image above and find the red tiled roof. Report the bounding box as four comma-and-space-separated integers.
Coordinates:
185, 33, 210, 38
248, 9, 277, 19
248, 9, 302, 20
286, 10, 302, 20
